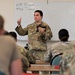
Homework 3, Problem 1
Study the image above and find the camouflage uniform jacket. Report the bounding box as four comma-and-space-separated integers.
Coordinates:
15, 21, 53, 51
59, 42, 75, 75
17, 45, 36, 64
68, 60, 75, 75
44, 42, 75, 62
65, 41, 75, 75
60, 50, 75, 75
17, 45, 36, 71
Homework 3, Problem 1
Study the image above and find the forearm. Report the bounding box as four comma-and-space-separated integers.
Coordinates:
45, 29, 53, 40
43, 26, 53, 40
26, 52, 36, 64
15, 26, 28, 36
45, 32, 53, 40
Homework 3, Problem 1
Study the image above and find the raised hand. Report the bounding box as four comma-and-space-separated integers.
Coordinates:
38, 27, 45, 35
17, 17, 22, 27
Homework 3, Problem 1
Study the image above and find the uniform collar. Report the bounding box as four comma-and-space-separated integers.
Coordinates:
34, 21, 43, 26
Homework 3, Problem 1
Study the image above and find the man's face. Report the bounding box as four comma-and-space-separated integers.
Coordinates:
34, 12, 42, 22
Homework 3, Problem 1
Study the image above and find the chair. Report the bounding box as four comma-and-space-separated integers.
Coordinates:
50, 53, 63, 74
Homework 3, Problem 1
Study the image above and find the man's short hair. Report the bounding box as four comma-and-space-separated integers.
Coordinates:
8, 32, 17, 41
4, 31, 8, 35
0, 15, 4, 29
58, 29, 69, 41
34, 10, 43, 17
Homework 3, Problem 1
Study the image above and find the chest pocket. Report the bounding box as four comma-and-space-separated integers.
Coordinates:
28, 25, 36, 35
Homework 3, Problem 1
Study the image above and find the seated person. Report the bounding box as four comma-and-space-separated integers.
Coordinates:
45, 29, 75, 75
8, 32, 36, 72
44, 29, 75, 63
0, 15, 22, 75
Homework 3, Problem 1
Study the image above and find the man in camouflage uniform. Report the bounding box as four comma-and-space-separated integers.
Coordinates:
8, 32, 36, 72
15, 10, 53, 60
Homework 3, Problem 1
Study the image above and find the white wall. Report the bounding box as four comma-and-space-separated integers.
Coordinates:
0, 0, 75, 47
0, 0, 14, 31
